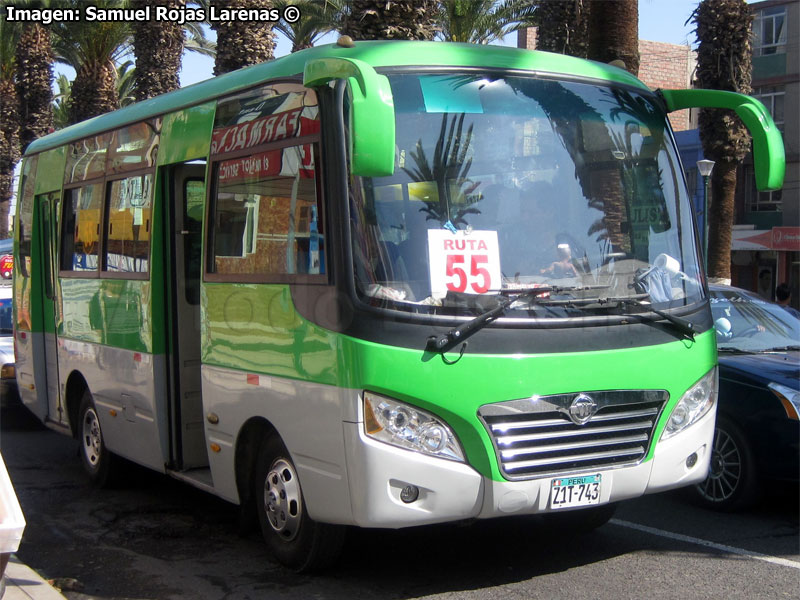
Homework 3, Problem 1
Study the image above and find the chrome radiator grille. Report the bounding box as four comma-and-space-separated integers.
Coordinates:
478, 391, 669, 480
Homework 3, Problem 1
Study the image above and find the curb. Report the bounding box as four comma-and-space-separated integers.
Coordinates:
2, 555, 67, 600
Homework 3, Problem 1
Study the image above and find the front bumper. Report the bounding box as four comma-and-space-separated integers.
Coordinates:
342, 406, 715, 528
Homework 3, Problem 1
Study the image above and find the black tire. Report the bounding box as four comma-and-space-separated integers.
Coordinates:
78, 390, 117, 487
693, 416, 760, 511
543, 502, 617, 533
254, 435, 345, 572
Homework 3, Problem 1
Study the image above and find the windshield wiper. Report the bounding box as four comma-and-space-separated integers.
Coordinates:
426, 285, 575, 354
618, 297, 695, 340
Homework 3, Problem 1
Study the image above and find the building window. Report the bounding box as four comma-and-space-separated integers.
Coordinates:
745, 165, 783, 212
754, 86, 785, 134
753, 6, 787, 56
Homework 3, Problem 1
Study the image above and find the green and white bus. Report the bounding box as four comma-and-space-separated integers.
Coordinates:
13, 40, 784, 571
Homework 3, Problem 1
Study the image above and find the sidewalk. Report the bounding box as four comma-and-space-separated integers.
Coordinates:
2, 555, 66, 600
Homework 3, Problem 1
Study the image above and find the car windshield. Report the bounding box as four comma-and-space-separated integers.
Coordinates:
711, 289, 800, 352
349, 72, 704, 317
0, 295, 12, 335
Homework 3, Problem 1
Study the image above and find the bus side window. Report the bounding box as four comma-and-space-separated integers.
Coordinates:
210, 143, 324, 279
61, 184, 104, 274
104, 174, 153, 275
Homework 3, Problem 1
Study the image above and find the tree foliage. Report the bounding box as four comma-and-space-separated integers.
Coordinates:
436, 0, 536, 44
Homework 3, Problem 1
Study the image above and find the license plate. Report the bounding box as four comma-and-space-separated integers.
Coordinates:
550, 474, 602, 509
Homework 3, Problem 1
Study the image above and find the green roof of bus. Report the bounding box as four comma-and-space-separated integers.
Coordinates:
25, 40, 649, 156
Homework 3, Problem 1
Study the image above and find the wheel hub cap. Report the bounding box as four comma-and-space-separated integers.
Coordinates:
697, 428, 741, 503
263, 458, 302, 541
82, 408, 102, 468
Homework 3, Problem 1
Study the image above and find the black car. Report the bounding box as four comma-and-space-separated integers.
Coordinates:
694, 285, 800, 510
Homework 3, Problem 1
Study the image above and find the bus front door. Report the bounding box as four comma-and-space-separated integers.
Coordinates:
169, 165, 207, 470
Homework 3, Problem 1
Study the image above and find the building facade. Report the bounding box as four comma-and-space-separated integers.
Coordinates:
731, 0, 799, 304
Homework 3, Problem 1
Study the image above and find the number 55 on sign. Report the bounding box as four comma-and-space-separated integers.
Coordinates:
428, 230, 502, 297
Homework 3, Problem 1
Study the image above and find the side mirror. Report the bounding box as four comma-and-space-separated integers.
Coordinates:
304, 57, 396, 177
659, 88, 785, 191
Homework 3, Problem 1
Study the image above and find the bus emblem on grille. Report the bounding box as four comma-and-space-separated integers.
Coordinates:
568, 394, 597, 425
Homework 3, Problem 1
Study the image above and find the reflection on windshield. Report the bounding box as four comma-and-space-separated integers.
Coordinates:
711, 291, 800, 352
349, 73, 703, 317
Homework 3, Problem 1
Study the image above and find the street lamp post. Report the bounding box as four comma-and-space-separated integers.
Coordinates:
697, 159, 715, 271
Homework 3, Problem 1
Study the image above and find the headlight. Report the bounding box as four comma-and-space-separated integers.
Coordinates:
1, 363, 14, 379
661, 367, 717, 440
769, 382, 800, 420
363, 392, 465, 462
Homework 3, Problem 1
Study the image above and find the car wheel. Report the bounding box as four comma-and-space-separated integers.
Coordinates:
1, 270, 10, 279
78, 390, 117, 487
254, 435, 345, 572
694, 416, 759, 511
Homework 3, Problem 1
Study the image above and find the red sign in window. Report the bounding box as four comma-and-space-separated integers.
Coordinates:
0, 254, 13, 279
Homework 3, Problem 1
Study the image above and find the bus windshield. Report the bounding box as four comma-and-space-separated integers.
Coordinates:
350, 72, 704, 317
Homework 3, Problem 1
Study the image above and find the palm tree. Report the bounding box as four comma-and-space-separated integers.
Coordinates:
274, 0, 343, 52
131, 0, 215, 99
436, 0, 536, 45
587, 0, 639, 76
692, 0, 753, 282
211, 0, 275, 75
341, 0, 438, 40
52, 62, 138, 131
0, 12, 20, 238
531, 0, 589, 57
51, 0, 132, 123
13, 0, 54, 153
131, 0, 185, 101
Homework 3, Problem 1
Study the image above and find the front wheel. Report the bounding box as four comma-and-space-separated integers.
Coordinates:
693, 416, 759, 511
254, 435, 345, 572
78, 390, 117, 487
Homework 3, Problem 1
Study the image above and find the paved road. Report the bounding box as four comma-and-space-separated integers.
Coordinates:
2, 405, 797, 600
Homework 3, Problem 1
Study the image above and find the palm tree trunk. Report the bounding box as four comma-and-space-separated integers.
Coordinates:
694, 0, 753, 282
706, 159, 737, 282
533, 0, 590, 57
342, 0, 437, 40
211, 0, 275, 75
15, 22, 53, 153
587, 0, 639, 76
0, 78, 19, 239
132, 0, 185, 101
69, 60, 118, 123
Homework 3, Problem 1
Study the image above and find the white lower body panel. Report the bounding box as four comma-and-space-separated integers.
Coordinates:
343, 406, 713, 526
201, 371, 715, 528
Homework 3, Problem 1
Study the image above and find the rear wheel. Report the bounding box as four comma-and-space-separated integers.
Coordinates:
694, 416, 759, 511
78, 390, 117, 487
254, 435, 345, 572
